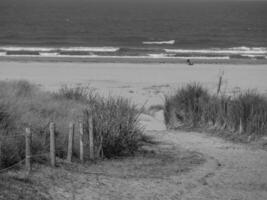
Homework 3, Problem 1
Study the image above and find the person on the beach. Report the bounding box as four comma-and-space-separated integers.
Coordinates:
187, 59, 194, 66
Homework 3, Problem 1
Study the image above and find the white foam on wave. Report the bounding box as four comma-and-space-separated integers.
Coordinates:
0, 53, 231, 60
240, 54, 266, 59
143, 40, 175, 45
148, 53, 173, 58
0, 54, 150, 59
0, 46, 55, 52
175, 56, 230, 60
60, 47, 119, 52
0, 54, 97, 58
230, 46, 267, 51
0, 46, 119, 52
39, 52, 59, 56
148, 53, 230, 59
165, 47, 267, 55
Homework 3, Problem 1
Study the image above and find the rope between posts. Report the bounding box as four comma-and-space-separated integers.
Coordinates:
29, 153, 49, 159
0, 153, 50, 174
0, 159, 25, 173
0, 120, 94, 174
0, 134, 25, 139
0, 121, 51, 140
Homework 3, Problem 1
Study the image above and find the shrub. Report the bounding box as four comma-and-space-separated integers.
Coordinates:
164, 83, 210, 127
82, 96, 143, 158
0, 81, 143, 169
54, 85, 89, 102
227, 91, 267, 135
164, 83, 267, 140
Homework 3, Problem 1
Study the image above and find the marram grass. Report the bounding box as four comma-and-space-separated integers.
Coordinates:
164, 83, 267, 140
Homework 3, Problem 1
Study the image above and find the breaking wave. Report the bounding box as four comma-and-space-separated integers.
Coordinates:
143, 40, 175, 45
0, 45, 265, 60
165, 47, 267, 55
59, 47, 119, 52
0, 46, 119, 53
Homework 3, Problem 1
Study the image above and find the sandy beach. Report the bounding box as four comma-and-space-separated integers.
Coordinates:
1, 60, 267, 200
0, 60, 267, 107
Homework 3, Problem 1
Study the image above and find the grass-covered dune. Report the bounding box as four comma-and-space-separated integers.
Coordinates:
0, 81, 143, 169
164, 83, 267, 141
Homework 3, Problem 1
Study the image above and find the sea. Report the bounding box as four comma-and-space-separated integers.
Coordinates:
0, 0, 267, 60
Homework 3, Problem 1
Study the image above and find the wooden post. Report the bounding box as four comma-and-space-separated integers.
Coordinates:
25, 127, 31, 173
88, 115, 94, 160
67, 122, 75, 162
0, 140, 2, 169
0, 140, 1, 169
49, 122, 56, 167
239, 118, 243, 134
79, 121, 84, 163
217, 75, 222, 95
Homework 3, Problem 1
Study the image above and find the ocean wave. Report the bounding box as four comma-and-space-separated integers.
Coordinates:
148, 53, 229, 59
236, 54, 266, 59
0, 46, 55, 52
165, 47, 267, 55
60, 47, 119, 52
174, 56, 230, 60
0, 46, 119, 52
39, 52, 59, 56
229, 46, 267, 51
0, 54, 97, 58
0, 52, 237, 60
118, 47, 163, 53
148, 53, 173, 58
6, 51, 40, 55
0, 52, 227, 59
148, 54, 164, 58
0, 46, 264, 60
143, 40, 175, 45
241, 54, 265, 58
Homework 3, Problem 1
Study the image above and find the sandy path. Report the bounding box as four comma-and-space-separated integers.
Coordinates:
145, 129, 267, 200
34, 116, 267, 200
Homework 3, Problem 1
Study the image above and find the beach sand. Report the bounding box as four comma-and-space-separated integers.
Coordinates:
1, 60, 267, 131
1, 61, 267, 199
0, 61, 267, 108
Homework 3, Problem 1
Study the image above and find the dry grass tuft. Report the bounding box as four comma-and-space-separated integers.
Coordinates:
164, 83, 267, 141
0, 81, 143, 169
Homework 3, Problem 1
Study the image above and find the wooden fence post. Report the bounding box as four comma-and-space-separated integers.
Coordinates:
67, 122, 75, 162
239, 118, 243, 134
79, 121, 84, 163
217, 75, 222, 95
49, 122, 56, 167
88, 115, 94, 160
0, 141, 1, 169
25, 127, 31, 173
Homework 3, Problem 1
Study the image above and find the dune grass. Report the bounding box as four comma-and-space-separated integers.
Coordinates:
164, 83, 267, 141
0, 81, 143, 169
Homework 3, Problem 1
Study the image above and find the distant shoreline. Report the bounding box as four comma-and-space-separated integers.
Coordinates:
0, 56, 267, 65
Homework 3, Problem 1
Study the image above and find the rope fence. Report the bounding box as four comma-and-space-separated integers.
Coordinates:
0, 118, 95, 174
0, 134, 25, 139
0, 159, 26, 173
0, 153, 49, 174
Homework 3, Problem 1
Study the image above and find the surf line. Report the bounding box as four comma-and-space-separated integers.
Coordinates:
142, 40, 175, 45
